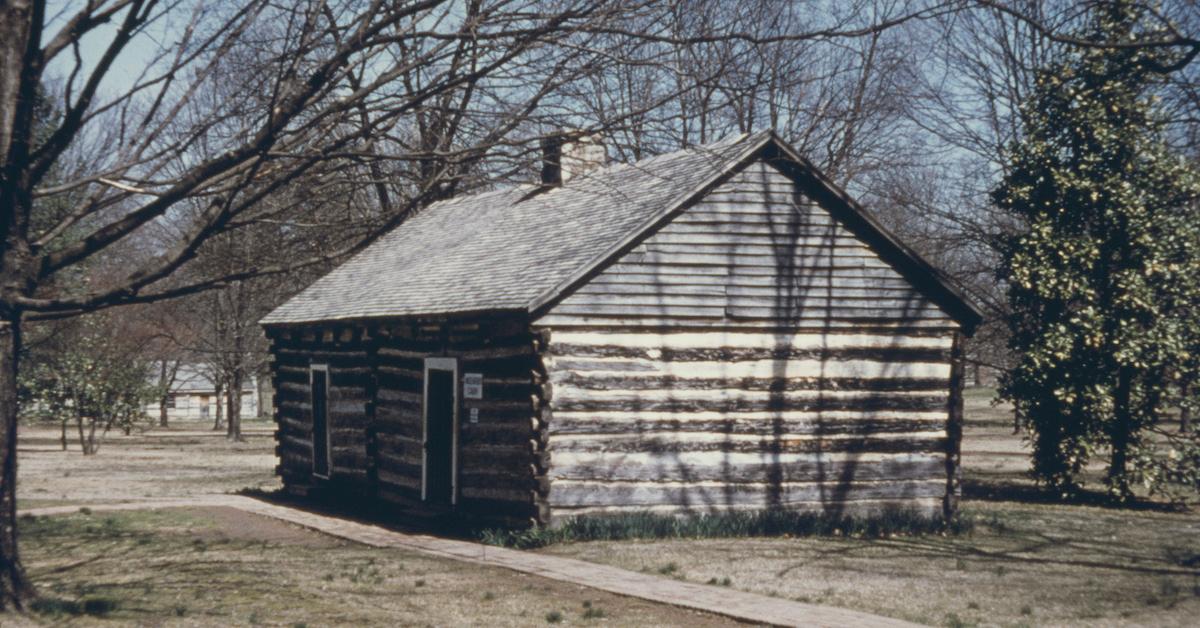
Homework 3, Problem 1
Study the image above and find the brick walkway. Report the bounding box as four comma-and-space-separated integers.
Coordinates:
22, 496, 923, 628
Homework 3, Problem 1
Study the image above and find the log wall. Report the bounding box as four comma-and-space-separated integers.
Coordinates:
267, 315, 547, 527
536, 158, 962, 519
269, 327, 372, 490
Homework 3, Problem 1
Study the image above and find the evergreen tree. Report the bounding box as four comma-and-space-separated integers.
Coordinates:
994, 3, 1200, 499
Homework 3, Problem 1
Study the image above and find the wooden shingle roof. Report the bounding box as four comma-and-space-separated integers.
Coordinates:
262, 131, 983, 331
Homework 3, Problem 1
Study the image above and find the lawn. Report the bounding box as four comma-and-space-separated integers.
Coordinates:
9, 507, 733, 627
538, 389, 1200, 627
17, 419, 280, 509
13, 395, 1200, 627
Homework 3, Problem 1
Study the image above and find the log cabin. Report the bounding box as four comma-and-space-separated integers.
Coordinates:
260, 131, 982, 528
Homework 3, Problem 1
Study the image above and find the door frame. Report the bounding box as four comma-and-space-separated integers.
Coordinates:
421, 357, 459, 505
309, 363, 331, 479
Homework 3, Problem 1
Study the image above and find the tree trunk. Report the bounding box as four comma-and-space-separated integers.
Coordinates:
158, 362, 169, 428
0, 317, 34, 608
1181, 382, 1192, 434
226, 370, 243, 441
1108, 368, 1134, 500
59, 417, 66, 451
212, 381, 224, 430
76, 415, 93, 455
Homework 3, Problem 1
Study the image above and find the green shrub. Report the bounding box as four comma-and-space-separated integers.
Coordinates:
479, 507, 968, 549
31, 596, 118, 617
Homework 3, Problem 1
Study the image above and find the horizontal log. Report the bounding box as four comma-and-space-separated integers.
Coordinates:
456, 497, 539, 520
622, 251, 891, 270
328, 467, 368, 481
278, 414, 312, 436
460, 468, 541, 491
460, 447, 546, 475
272, 348, 368, 364
549, 497, 945, 520
575, 282, 920, 299
552, 395, 946, 414
552, 385, 946, 405
644, 231, 862, 248
546, 356, 951, 380
374, 414, 422, 438
548, 330, 952, 351
557, 294, 940, 313
377, 485, 421, 507
278, 448, 311, 469
548, 433, 946, 455
279, 433, 313, 452
550, 373, 947, 393
549, 343, 950, 364
656, 220, 844, 237
375, 431, 420, 449
547, 479, 946, 508
377, 468, 421, 491
550, 451, 946, 483
547, 415, 947, 437
551, 408, 949, 423
534, 316, 961, 333
460, 423, 535, 447
377, 388, 421, 405
687, 197, 823, 210
460, 486, 536, 504
547, 303, 947, 322
601, 261, 904, 279
642, 242, 878, 259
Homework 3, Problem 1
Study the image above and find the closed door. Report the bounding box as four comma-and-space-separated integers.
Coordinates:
423, 363, 457, 505
311, 367, 330, 478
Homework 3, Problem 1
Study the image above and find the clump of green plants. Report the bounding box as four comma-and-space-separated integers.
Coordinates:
31, 596, 118, 618
581, 600, 605, 619
545, 610, 563, 623
479, 507, 967, 549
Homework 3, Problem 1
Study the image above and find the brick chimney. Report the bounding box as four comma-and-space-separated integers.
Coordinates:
541, 132, 606, 186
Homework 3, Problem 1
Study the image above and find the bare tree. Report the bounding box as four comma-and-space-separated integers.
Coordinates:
0, 0, 689, 607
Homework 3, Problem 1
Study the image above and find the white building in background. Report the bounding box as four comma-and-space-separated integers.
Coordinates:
146, 364, 259, 422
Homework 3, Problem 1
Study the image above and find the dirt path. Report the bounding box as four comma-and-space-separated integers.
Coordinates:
21, 496, 923, 628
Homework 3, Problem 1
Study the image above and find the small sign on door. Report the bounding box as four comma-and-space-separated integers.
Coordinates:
463, 373, 483, 399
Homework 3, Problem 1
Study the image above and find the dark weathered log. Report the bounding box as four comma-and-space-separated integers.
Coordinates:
460, 486, 536, 504
279, 432, 313, 452
377, 468, 421, 491
456, 497, 538, 520
278, 414, 312, 436
460, 424, 538, 447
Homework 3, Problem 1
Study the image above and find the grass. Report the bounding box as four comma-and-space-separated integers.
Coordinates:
540, 501, 1200, 626
537, 388, 1200, 627
17, 420, 280, 507
15, 394, 1200, 626
14, 507, 736, 627
480, 506, 966, 549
